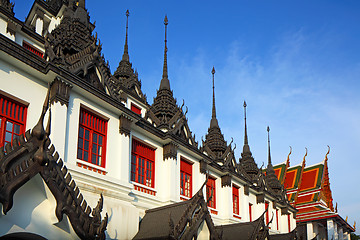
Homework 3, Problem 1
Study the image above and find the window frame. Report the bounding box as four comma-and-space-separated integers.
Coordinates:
206, 176, 216, 209
0, 93, 28, 148
77, 107, 107, 168
232, 184, 240, 215
131, 138, 156, 188
180, 157, 193, 198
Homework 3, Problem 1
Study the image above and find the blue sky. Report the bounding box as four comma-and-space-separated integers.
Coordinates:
16, 0, 360, 233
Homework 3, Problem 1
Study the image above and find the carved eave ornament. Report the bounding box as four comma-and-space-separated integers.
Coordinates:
119, 114, 132, 137
44, 0, 112, 93
0, 89, 108, 240
50, 77, 72, 106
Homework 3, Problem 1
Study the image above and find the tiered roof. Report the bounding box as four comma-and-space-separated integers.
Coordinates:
44, 0, 111, 92
273, 147, 354, 232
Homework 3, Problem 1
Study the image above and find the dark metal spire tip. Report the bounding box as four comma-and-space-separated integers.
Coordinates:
126, 9, 129, 16
164, 15, 168, 25
212, 66, 215, 75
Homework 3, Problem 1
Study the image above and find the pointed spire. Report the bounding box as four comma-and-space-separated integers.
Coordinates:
267, 126, 272, 166
122, 10, 130, 62
242, 101, 251, 155
210, 67, 219, 128
212, 66, 216, 119
159, 15, 170, 90
244, 101, 248, 145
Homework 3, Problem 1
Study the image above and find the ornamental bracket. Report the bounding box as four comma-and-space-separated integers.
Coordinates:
163, 142, 178, 160
119, 114, 132, 137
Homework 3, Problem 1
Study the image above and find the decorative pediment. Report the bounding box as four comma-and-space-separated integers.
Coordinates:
0, 89, 108, 240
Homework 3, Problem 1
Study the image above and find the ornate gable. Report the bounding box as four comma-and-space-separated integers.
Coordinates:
44, 0, 111, 92
0, 89, 108, 240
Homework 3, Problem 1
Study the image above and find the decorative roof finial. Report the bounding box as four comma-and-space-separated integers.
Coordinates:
212, 66, 216, 119
324, 145, 330, 163
159, 15, 170, 90
267, 126, 272, 166
122, 10, 130, 61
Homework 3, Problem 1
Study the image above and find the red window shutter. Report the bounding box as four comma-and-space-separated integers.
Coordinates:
206, 177, 216, 209
180, 158, 192, 198
131, 103, 141, 115
265, 201, 270, 224
131, 139, 155, 188
77, 108, 107, 167
0, 94, 27, 148
232, 185, 239, 215
276, 209, 279, 230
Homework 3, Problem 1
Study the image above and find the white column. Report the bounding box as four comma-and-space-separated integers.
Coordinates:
334, 222, 339, 240
307, 222, 314, 240
339, 227, 344, 240
218, 183, 232, 221
49, 79, 72, 159
327, 219, 335, 240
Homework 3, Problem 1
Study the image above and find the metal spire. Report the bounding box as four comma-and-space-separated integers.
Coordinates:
244, 101, 248, 145
122, 10, 130, 61
267, 126, 272, 166
159, 15, 170, 90
212, 66, 216, 119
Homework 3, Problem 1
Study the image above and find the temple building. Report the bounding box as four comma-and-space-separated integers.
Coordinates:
3, 0, 350, 239
272, 147, 355, 240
